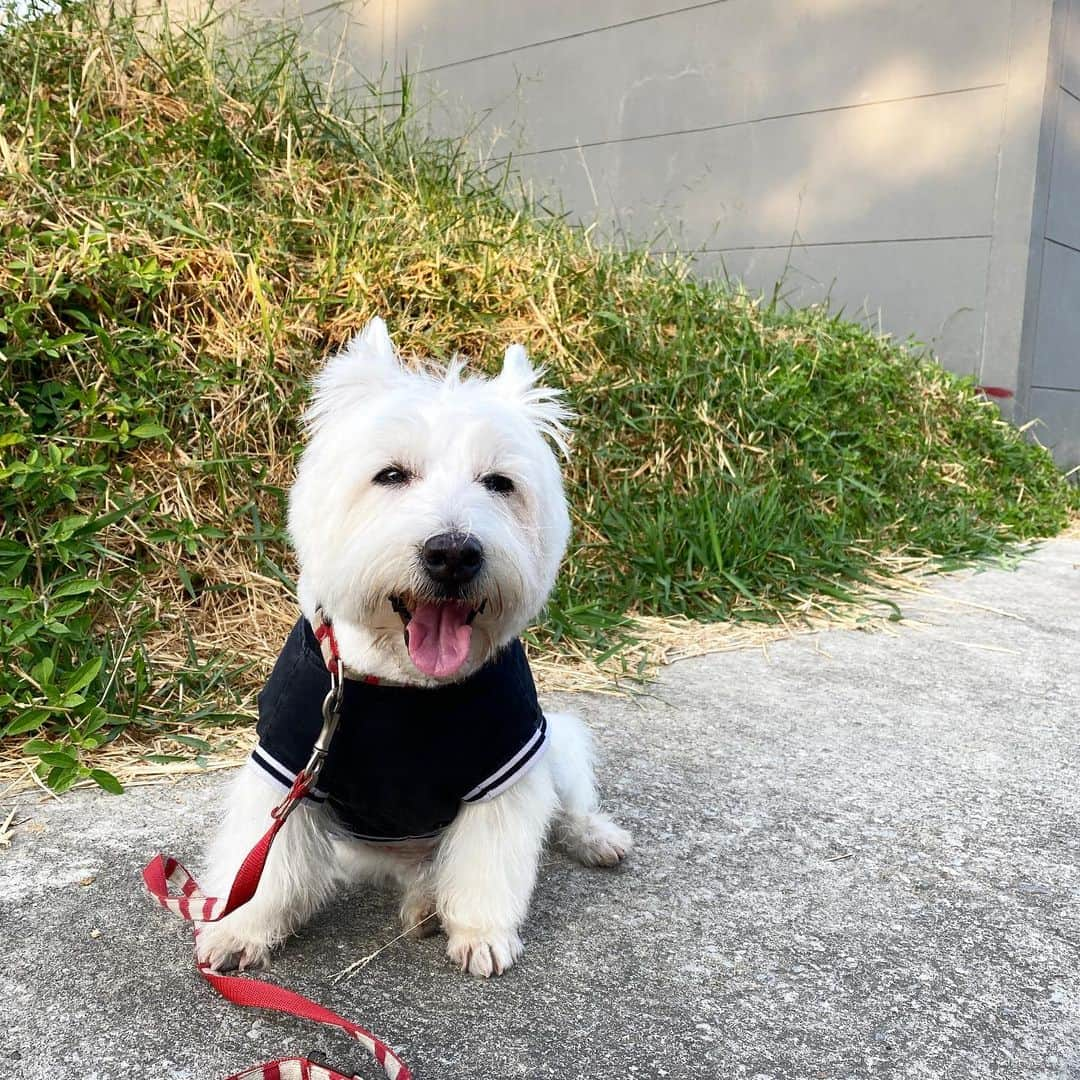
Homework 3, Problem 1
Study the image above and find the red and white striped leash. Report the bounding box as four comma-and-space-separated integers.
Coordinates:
143, 610, 413, 1080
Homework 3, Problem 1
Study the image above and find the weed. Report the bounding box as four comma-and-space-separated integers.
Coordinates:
0, 4, 1075, 792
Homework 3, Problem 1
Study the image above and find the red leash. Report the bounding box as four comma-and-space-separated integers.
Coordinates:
143, 611, 413, 1080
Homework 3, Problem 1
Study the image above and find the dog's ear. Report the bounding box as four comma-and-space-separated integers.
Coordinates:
345, 317, 400, 379
307, 318, 402, 426
497, 344, 535, 394
329, 316, 402, 386
494, 344, 573, 456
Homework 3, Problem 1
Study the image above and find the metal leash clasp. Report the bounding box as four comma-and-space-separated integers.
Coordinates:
272, 662, 344, 822
311, 661, 345, 777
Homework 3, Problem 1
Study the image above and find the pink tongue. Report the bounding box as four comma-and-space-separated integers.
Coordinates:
407, 601, 474, 678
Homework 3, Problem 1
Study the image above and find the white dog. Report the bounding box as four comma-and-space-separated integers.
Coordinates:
197, 318, 631, 978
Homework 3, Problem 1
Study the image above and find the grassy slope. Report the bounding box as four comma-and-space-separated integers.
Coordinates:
0, 6, 1075, 791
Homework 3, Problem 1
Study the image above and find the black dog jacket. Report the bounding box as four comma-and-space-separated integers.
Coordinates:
248, 615, 549, 841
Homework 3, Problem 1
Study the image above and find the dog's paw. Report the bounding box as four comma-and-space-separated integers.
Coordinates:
561, 812, 633, 868
195, 924, 272, 973
445, 928, 523, 978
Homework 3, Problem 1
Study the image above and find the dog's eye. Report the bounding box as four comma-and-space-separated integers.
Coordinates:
480, 473, 515, 495
373, 466, 412, 486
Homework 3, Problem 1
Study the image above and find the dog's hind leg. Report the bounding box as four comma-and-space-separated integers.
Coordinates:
196, 767, 342, 971
397, 861, 439, 939
546, 711, 633, 868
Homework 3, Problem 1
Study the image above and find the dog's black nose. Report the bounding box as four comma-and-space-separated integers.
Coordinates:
421, 532, 484, 587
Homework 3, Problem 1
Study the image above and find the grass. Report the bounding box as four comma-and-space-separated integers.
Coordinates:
1, 3, 1076, 793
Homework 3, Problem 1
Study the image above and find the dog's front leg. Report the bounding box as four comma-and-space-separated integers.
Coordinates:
196, 768, 341, 971
434, 762, 558, 977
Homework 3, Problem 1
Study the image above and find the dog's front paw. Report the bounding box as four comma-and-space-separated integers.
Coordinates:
445, 928, 523, 978
196, 923, 272, 973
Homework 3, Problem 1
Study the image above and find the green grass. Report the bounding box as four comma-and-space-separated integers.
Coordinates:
1, 3, 1076, 792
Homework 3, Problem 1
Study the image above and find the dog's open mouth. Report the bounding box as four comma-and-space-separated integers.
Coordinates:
390, 595, 486, 678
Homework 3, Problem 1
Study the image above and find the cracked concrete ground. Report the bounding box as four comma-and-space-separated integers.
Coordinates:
2, 540, 1078, 1080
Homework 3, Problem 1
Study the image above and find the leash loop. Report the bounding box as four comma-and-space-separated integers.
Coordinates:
144, 611, 412, 1080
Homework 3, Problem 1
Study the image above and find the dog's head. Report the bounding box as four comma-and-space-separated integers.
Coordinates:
288, 318, 572, 681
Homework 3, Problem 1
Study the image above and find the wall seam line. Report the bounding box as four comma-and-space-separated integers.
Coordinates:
500, 83, 1005, 161
676, 235, 992, 254
414, 0, 732, 75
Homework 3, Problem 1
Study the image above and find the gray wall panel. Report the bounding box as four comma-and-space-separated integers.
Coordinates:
416, 0, 1010, 158
983, 0, 1062, 414
525, 88, 1003, 249
1062, 0, 1080, 97
1032, 239, 1080, 391
1028, 387, 1080, 464
1045, 86, 1080, 250
693, 238, 989, 376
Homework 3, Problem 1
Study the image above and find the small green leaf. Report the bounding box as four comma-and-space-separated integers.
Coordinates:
80, 708, 110, 734
8, 619, 43, 646
50, 599, 89, 618
170, 734, 212, 751
64, 656, 103, 696
3, 707, 51, 737
176, 562, 197, 600
31, 656, 55, 688
90, 769, 123, 795
39, 750, 78, 768
130, 422, 169, 439
51, 578, 101, 599
44, 514, 91, 541
48, 767, 79, 794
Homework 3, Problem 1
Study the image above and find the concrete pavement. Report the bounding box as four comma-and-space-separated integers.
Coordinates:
2, 540, 1078, 1080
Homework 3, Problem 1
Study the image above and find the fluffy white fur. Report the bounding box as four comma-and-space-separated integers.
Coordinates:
198, 318, 631, 977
